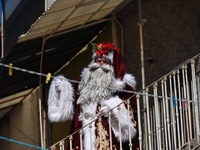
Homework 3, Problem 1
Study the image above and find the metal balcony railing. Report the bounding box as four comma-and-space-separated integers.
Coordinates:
48, 53, 200, 150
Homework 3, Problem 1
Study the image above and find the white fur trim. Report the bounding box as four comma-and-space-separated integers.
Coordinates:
123, 73, 136, 89
47, 75, 74, 122
112, 78, 125, 92
100, 96, 137, 142
80, 67, 88, 79
79, 102, 98, 150
111, 73, 136, 92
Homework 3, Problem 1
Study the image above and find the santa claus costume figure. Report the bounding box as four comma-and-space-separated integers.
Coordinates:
47, 43, 139, 150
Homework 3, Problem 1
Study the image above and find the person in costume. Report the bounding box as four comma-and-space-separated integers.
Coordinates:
47, 43, 138, 150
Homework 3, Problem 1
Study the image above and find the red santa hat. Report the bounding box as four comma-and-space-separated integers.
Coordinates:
92, 42, 126, 80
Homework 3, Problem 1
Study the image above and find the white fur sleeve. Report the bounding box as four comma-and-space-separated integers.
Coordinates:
47, 75, 75, 122
100, 96, 137, 142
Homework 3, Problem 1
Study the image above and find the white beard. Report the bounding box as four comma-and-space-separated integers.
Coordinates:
77, 63, 115, 104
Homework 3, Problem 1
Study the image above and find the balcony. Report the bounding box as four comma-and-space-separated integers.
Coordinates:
45, 52, 200, 150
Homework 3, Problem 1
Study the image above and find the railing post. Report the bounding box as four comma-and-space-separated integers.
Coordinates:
184, 65, 193, 139
164, 77, 172, 150
136, 94, 143, 150
117, 105, 123, 150
89, 123, 93, 150
161, 79, 168, 150
145, 88, 152, 150
127, 99, 133, 150
177, 70, 184, 145
191, 59, 200, 144
169, 74, 177, 149
98, 117, 102, 150
59, 140, 65, 150
79, 130, 83, 150
173, 71, 181, 149
108, 111, 113, 150
182, 65, 191, 150
153, 82, 161, 150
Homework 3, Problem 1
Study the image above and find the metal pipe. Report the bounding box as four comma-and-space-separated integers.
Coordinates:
127, 99, 133, 150
191, 60, 200, 144
161, 79, 168, 150
39, 35, 47, 149
182, 65, 191, 150
145, 88, 152, 150
117, 105, 123, 150
184, 65, 192, 139
138, 1, 147, 149
169, 74, 177, 149
136, 94, 143, 150
98, 117, 102, 150
138, 0, 145, 90
164, 77, 172, 150
80, 130, 83, 150
108, 112, 113, 150
173, 71, 181, 149
153, 82, 161, 150
177, 70, 184, 145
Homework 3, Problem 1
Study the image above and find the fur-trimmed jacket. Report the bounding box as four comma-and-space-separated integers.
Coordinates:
47, 74, 138, 150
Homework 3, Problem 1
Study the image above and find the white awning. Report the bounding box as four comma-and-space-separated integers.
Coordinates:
18, 0, 127, 42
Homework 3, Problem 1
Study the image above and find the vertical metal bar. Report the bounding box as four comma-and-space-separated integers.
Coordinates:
138, 0, 145, 90
190, 81, 196, 138
153, 83, 161, 150
182, 65, 191, 149
127, 99, 133, 150
80, 130, 83, 150
88, 123, 93, 150
184, 65, 193, 139
164, 77, 172, 150
136, 94, 143, 150
51, 145, 55, 150
69, 136, 72, 150
173, 71, 181, 149
151, 107, 155, 149
145, 88, 152, 150
177, 70, 184, 145
191, 60, 200, 144
39, 35, 46, 149
117, 105, 123, 150
108, 112, 113, 150
160, 99, 165, 150
169, 74, 177, 149
98, 117, 102, 150
197, 75, 200, 120
59, 141, 65, 150
161, 80, 168, 150
138, 0, 147, 148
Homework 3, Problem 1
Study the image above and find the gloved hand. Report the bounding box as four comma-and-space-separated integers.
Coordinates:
99, 100, 112, 117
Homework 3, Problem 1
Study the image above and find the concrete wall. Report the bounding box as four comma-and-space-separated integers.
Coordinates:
0, 89, 40, 150
118, 0, 200, 90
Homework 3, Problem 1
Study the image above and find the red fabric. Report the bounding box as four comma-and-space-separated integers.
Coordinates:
95, 43, 120, 57
113, 50, 126, 80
